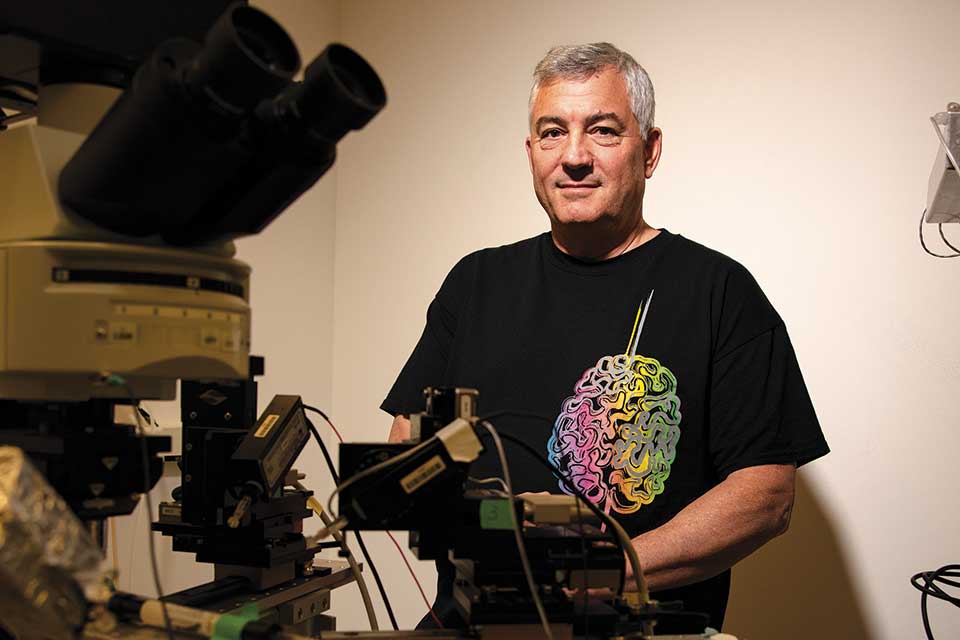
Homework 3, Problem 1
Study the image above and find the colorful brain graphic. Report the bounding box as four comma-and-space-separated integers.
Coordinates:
547, 353, 681, 514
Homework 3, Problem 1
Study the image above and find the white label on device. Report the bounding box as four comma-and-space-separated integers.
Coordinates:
254, 414, 279, 438
401, 455, 447, 493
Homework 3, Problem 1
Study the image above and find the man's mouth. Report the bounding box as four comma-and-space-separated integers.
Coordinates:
557, 182, 600, 189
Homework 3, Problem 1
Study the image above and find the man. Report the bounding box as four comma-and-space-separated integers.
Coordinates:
382, 43, 828, 632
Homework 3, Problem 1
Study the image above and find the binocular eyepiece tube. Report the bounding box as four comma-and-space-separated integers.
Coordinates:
58, 3, 386, 245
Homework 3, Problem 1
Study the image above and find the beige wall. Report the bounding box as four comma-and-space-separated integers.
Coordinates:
329, 1, 960, 638
117, 1, 960, 638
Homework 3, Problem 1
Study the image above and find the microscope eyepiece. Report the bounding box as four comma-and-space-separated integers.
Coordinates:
294, 44, 387, 141
187, 4, 300, 113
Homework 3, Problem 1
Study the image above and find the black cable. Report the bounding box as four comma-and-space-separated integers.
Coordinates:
481, 405, 591, 620
911, 567, 960, 604
304, 411, 400, 631
303, 404, 337, 434
938, 224, 960, 254
491, 429, 628, 596
575, 485, 589, 639
911, 564, 960, 639
306, 418, 339, 486
919, 208, 960, 258
113, 381, 174, 640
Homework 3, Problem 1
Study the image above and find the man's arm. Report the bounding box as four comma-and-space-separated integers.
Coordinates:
388, 414, 411, 443
626, 463, 795, 592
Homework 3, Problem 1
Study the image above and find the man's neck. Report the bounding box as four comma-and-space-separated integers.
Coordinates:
551, 221, 660, 261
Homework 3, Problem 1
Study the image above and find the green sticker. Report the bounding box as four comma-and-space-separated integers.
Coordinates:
212, 604, 259, 640
480, 498, 514, 530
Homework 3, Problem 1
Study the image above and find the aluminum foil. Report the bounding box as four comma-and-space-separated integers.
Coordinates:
0, 446, 105, 639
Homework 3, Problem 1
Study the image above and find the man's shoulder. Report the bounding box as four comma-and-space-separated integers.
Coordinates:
660, 231, 769, 297
665, 232, 750, 275
477, 233, 545, 259
667, 232, 782, 334
436, 234, 546, 297
451, 233, 546, 272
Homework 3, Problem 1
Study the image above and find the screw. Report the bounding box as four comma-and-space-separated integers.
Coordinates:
224, 412, 232, 421
189, 411, 198, 420
185, 474, 192, 482
185, 443, 193, 451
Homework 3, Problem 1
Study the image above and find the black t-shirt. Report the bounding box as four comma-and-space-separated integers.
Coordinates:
382, 229, 829, 631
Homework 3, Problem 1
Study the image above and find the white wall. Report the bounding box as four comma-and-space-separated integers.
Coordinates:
116, 1, 960, 638
328, 1, 960, 638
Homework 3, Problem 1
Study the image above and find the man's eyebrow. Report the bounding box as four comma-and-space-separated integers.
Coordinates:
585, 112, 627, 128
534, 116, 566, 132
534, 113, 628, 132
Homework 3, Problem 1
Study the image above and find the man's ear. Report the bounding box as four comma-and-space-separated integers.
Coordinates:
644, 127, 663, 179
525, 136, 534, 171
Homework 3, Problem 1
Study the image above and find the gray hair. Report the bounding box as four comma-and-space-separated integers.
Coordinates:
529, 42, 655, 138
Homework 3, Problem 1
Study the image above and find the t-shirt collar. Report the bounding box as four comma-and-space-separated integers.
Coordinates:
542, 228, 673, 275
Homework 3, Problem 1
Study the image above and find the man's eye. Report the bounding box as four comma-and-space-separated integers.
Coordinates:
591, 127, 618, 137
589, 127, 622, 146
541, 129, 564, 138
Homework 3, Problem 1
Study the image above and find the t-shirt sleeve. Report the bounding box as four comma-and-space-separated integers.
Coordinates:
707, 265, 829, 479
380, 254, 474, 417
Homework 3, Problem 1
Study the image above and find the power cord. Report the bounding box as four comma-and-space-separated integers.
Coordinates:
293, 479, 378, 631
303, 405, 402, 630
911, 564, 960, 639
919, 208, 960, 258
938, 225, 960, 253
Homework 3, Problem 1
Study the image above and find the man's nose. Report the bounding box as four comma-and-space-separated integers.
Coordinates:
561, 132, 593, 177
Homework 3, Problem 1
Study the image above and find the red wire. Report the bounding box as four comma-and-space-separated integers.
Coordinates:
322, 414, 344, 443
385, 531, 443, 629
317, 408, 442, 628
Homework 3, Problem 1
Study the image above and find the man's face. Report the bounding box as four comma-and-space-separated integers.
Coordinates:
526, 68, 661, 233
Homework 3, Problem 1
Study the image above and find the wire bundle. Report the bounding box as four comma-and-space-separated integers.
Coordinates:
313, 411, 650, 639
303, 404, 441, 629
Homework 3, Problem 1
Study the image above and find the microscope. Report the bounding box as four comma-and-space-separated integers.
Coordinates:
0, 2, 384, 637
